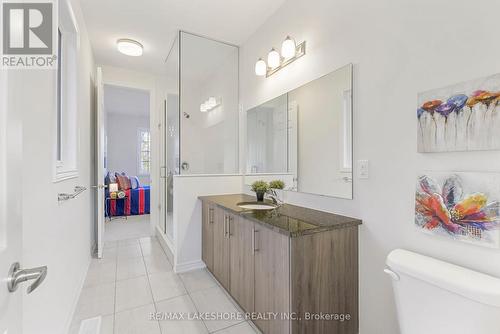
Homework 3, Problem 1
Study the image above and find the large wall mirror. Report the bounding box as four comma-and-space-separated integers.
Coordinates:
245, 63, 353, 199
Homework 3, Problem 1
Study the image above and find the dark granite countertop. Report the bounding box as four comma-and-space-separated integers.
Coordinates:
198, 194, 362, 237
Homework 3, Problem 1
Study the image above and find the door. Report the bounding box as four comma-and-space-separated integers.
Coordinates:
229, 216, 255, 312
159, 100, 167, 234
95, 67, 106, 258
213, 207, 230, 290
202, 202, 214, 271
0, 69, 22, 333
254, 225, 290, 334
165, 93, 179, 241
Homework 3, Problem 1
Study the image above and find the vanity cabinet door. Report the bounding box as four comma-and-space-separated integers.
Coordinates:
202, 202, 215, 272
213, 207, 230, 290
229, 216, 255, 312
254, 225, 290, 334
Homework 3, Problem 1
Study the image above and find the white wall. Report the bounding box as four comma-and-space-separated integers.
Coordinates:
239, 0, 500, 333
107, 113, 150, 185
19, 0, 96, 333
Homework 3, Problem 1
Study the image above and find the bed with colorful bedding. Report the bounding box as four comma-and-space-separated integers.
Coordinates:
105, 172, 151, 218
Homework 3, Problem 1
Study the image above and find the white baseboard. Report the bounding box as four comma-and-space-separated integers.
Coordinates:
174, 260, 206, 274
155, 225, 174, 264
64, 255, 92, 334
154, 225, 205, 273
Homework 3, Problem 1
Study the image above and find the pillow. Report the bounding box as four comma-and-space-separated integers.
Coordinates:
115, 174, 131, 190
105, 171, 117, 185
104, 172, 111, 185
130, 176, 141, 190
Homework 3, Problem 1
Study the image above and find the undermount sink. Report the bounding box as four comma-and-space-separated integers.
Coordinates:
237, 202, 277, 211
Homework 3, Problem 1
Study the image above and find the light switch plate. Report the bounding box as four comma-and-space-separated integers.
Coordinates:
358, 160, 369, 179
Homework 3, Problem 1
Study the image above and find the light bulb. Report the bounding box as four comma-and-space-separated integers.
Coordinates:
255, 58, 266, 76
281, 36, 296, 60
208, 97, 216, 108
267, 48, 281, 69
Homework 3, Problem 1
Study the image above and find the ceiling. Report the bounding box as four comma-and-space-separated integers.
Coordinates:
104, 84, 150, 117
80, 0, 287, 74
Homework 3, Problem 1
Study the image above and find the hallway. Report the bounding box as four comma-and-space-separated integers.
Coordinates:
69, 236, 259, 334
104, 215, 151, 242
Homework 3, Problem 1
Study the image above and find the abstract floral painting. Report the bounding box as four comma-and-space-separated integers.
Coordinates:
415, 172, 500, 248
417, 73, 500, 152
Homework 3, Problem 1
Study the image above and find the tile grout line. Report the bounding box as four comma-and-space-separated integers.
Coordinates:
150, 237, 211, 333
139, 238, 164, 334
179, 276, 211, 334
112, 243, 118, 334
210, 321, 246, 334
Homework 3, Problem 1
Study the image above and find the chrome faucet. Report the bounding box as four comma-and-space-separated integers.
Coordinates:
266, 189, 283, 207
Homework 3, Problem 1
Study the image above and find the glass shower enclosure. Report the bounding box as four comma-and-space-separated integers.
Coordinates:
160, 31, 239, 243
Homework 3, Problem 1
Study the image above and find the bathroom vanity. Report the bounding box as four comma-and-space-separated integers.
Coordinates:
199, 194, 361, 334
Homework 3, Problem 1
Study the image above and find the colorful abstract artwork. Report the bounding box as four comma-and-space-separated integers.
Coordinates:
415, 172, 500, 248
417, 73, 500, 152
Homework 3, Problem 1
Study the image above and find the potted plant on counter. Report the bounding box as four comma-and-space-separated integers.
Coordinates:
251, 180, 269, 202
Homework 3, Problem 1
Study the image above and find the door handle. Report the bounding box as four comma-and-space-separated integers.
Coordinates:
7, 262, 48, 294
224, 216, 229, 238
91, 184, 107, 189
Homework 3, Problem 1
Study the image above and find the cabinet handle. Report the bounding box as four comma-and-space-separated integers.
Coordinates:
253, 229, 259, 253
228, 216, 232, 237
209, 208, 214, 224
224, 215, 230, 238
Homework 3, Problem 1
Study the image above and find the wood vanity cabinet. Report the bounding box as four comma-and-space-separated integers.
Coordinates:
201, 202, 214, 272
212, 206, 231, 290
253, 222, 290, 334
229, 215, 255, 313
201, 198, 359, 334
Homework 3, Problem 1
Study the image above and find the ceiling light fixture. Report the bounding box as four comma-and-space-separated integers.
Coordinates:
117, 38, 143, 57
254, 36, 306, 78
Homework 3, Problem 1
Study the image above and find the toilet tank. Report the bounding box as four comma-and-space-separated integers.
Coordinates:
385, 249, 500, 334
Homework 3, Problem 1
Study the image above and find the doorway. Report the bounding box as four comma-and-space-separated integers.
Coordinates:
101, 84, 152, 242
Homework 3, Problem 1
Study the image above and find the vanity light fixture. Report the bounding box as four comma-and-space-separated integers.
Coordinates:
200, 97, 221, 113
254, 36, 306, 77
117, 38, 143, 57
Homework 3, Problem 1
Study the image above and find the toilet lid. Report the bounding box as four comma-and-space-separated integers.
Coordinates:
387, 249, 500, 307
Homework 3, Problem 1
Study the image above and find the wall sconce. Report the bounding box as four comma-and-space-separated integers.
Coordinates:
200, 97, 222, 113
255, 36, 306, 78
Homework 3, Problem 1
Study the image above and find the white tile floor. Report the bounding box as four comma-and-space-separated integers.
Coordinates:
104, 215, 151, 242
69, 236, 260, 334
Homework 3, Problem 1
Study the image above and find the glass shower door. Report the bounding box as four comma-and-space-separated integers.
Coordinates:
163, 34, 179, 242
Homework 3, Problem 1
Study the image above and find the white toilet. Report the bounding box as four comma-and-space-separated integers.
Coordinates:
385, 249, 500, 334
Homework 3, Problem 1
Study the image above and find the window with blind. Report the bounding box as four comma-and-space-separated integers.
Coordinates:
138, 129, 151, 175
